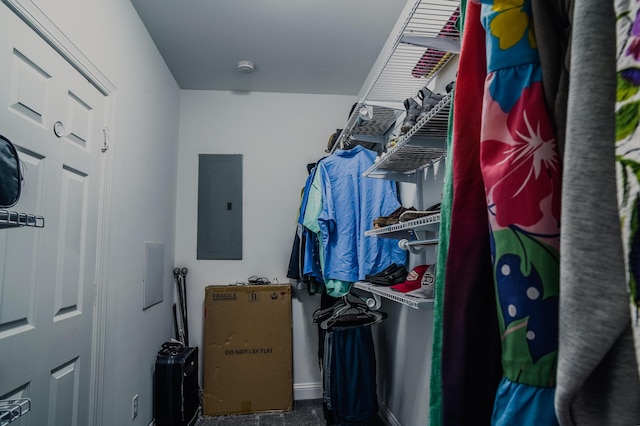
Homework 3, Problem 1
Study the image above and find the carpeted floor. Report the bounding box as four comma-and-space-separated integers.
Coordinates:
195, 399, 326, 425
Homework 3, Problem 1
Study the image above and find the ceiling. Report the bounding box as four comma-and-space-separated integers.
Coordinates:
129, 0, 410, 95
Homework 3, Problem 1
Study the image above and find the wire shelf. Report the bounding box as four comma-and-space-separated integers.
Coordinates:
340, 0, 456, 312
364, 0, 460, 104
351, 105, 400, 137
354, 282, 434, 310
0, 398, 31, 426
365, 213, 440, 239
336, 0, 460, 151
363, 92, 451, 178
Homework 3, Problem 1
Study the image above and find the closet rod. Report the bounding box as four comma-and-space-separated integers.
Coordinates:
398, 238, 438, 251
350, 288, 381, 310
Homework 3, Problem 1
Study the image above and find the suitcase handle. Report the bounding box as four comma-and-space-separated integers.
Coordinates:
161, 341, 183, 350
160, 341, 184, 356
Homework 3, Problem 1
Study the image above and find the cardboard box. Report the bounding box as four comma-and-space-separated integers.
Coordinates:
203, 284, 293, 416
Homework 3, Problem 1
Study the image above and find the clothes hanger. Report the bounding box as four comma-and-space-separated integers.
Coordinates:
312, 295, 362, 324
312, 301, 340, 324
317, 294, 388, 330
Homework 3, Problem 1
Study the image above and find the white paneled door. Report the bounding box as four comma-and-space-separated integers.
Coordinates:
0, 4, 106, 425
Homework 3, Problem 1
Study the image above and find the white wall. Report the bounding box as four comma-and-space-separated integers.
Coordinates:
27, 1, 182, 424
176, 90, 357, 399
373, 302, 434, 426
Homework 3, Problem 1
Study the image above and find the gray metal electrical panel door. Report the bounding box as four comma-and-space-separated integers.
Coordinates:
197, 154, 243, 259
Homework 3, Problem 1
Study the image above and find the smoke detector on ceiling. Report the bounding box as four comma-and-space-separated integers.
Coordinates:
237, 60, 255, 73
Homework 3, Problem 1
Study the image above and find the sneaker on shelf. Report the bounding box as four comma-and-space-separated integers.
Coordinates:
373, 206, 416, 228
446, 80, 455, 93
400, 98, 421, 134
399, 203, 441, 222
417, 86, 445, 120
364, 263, 402, 282
367, 265, 409, 286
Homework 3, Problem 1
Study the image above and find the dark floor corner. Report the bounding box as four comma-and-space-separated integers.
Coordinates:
195, 399, 326, 425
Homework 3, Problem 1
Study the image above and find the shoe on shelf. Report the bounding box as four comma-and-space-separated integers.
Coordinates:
446, 80, 455, 93
373, 206, 416, 228
418, 85, 445, 102
365, 263, 402, 282
417, 86, 445, 120
368, 265, 409, 286
399, 202, 442, 222
400, 98, 421, 134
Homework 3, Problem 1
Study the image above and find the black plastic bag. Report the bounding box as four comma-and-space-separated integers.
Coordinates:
0, 135, 22, 208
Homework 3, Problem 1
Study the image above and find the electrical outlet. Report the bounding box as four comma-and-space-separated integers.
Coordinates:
132, 394, 139, 420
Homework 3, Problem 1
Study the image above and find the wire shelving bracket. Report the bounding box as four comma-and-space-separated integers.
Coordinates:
0, 210, 45, 229
0, 398, 31, 426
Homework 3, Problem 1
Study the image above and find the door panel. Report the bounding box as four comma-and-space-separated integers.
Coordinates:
48, 358, 80, 426
9, 48, 51, 127
0, 4, 106, 425
55, 166, 87, 318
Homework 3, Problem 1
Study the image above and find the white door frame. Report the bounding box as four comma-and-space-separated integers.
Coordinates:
1, 1, 115, 424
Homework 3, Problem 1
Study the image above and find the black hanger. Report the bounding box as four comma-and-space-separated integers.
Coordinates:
313, 293, 387, 330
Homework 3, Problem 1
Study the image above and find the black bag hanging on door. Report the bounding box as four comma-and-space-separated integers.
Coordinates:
0, 135, 22, 208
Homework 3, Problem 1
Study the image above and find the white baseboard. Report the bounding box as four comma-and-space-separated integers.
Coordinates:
293, 382, 323, 400
378, 401, 401, 426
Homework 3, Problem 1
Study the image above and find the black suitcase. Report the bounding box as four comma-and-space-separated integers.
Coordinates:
154, 342, 199, 426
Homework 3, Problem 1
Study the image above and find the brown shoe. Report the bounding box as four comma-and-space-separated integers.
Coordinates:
373, 206, 416, 228
399, 203, 441, 222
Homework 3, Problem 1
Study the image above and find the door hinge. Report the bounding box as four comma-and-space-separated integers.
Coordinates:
101, 127, 109, 153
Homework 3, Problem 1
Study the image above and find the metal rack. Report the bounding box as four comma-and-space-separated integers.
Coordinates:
349, 105, 402, 145
354, 281, 434, 309
342, 0, 459, 310
0, 398, 31, 425
337, 0, 460, 151
363, 92, 451, 181
398, 237, 439, 251
0, 210, 45, 229
359, 214, 440, 309
364, 213, 441, 239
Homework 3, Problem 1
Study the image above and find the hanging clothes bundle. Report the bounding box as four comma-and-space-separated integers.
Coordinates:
313, 293, 386, 426
289, 144, 407, 298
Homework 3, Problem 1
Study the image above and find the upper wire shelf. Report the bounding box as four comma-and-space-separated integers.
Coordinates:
363, 92, 452, 179
0, 210, 45, 229
336, 0, 460, 151
364, 0, 460, 104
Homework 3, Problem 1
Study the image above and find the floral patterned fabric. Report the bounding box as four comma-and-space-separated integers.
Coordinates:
479, 0, 561, 423
615, 0, 640, 376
